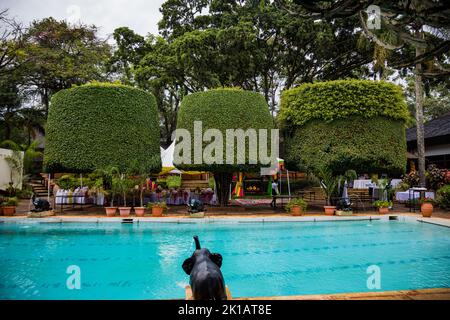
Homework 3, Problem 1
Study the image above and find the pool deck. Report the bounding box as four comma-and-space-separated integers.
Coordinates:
239, 288, 450, 300
1, 213, 450, 228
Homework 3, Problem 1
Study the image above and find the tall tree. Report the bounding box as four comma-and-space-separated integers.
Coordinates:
285, 0, 450, 186
0, 75, 22, 141
0, 9, 26, 75
20, 18, 111, 116
108, 27, 150, 84
113, 1, 372, 143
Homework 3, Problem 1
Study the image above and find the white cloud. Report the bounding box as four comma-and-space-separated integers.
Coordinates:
1, 0, 166, 40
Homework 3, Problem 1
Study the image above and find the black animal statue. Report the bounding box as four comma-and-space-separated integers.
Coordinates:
187, 199, 204, 213
30, 193, 52, 212
182, 236, 227, 300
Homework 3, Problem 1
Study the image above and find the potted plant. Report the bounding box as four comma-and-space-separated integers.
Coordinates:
95, 166, 120, 217
147, 202, 167, 217
373, 200, 392, 214
420, 197, 434, 217
118, 177, 133, 217
285, 198, 307, 216
2, 197, 18, 216
134, 176, 148, 217
105, 180, 117, 217
317, 168, 338, 215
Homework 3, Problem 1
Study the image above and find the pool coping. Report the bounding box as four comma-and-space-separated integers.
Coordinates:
238, 288, 450, 300
1, 214, 449, 228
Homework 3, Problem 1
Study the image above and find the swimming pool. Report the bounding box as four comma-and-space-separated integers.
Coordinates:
0, 219, 449, 299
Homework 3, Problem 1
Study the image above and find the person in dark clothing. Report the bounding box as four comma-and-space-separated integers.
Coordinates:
270, 180, 279, 208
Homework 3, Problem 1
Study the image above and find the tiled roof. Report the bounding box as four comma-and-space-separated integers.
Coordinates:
406, 112, 450, 141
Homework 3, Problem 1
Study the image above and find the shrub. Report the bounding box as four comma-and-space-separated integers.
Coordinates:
373, 200, 392, 208
437, 185, 450, 209
420, 197, 435, 204
56, 174, 79, 190
147, 201, 167, 209
44, 83, 161, 173
285, 198, 308, 212
401, 170, 420, 188
280, 80, 408, 175
166, 175, 182, 188
426, 164, 447, 190
2, 197, 18, 206
279, 79, 410, 126
395, 181, 410, 192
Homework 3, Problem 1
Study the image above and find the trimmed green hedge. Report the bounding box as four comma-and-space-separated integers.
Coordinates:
174, 88, 274, 172
285, 117, 407, 175
280, 80, 408, 175
44, 83, 161, 173
279, 79, 409, 127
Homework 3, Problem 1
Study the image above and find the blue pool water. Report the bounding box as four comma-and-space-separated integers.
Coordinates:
0, 220, 449, 299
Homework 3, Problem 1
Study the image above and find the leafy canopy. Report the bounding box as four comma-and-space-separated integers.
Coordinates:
44, 83, 161, 173
279, 79, 410, 127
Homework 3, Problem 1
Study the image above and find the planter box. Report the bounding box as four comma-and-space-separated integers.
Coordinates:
151, 207, 164, 217
335, 210, 353, 216
119, 207, 131, 217
2, 206, 16, 216
189, 212, 205, 218
378, 207, 389, 214
28, 210, 55, 218
134, 207, 146, 217
105, 207, 117, 217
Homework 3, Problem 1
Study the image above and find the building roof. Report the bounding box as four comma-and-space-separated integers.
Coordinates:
406, 112, 450, 142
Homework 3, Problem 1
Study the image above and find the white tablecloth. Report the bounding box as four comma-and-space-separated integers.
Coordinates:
396, 191, 435, 202
353, 179, 402, 189
353, 179, 375, 189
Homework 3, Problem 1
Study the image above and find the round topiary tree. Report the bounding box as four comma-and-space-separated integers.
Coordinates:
44, 83, 161, 173
279, 80, 409, 176
174, 88, 275, 206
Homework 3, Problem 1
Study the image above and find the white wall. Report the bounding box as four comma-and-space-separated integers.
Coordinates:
0, 148, 24, 191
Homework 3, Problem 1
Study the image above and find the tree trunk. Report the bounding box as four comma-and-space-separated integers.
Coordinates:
213, 172, 232, 207
42, 88, 49, 117
415, 30, 426, 187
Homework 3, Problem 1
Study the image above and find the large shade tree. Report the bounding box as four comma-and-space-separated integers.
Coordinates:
19, 18, 111, 116
283, 0, 450, 186
174, 88, 275, 206
114, 0, 373, 143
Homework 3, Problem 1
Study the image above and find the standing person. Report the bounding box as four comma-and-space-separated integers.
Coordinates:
271, 180, 279, 208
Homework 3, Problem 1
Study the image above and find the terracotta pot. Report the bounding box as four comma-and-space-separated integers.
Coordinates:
2, 206, 16, 216
378, 207, 389, 214
324, 206, 336, 215
134, 207, 146, 217
119, 207, 131, 217
151, 206, 164, 217
421, 203, 433, 217
105, 207, 117, 217
291, 206, 303, 216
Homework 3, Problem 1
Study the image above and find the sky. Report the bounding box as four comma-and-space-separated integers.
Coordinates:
1, 0, 166, 40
